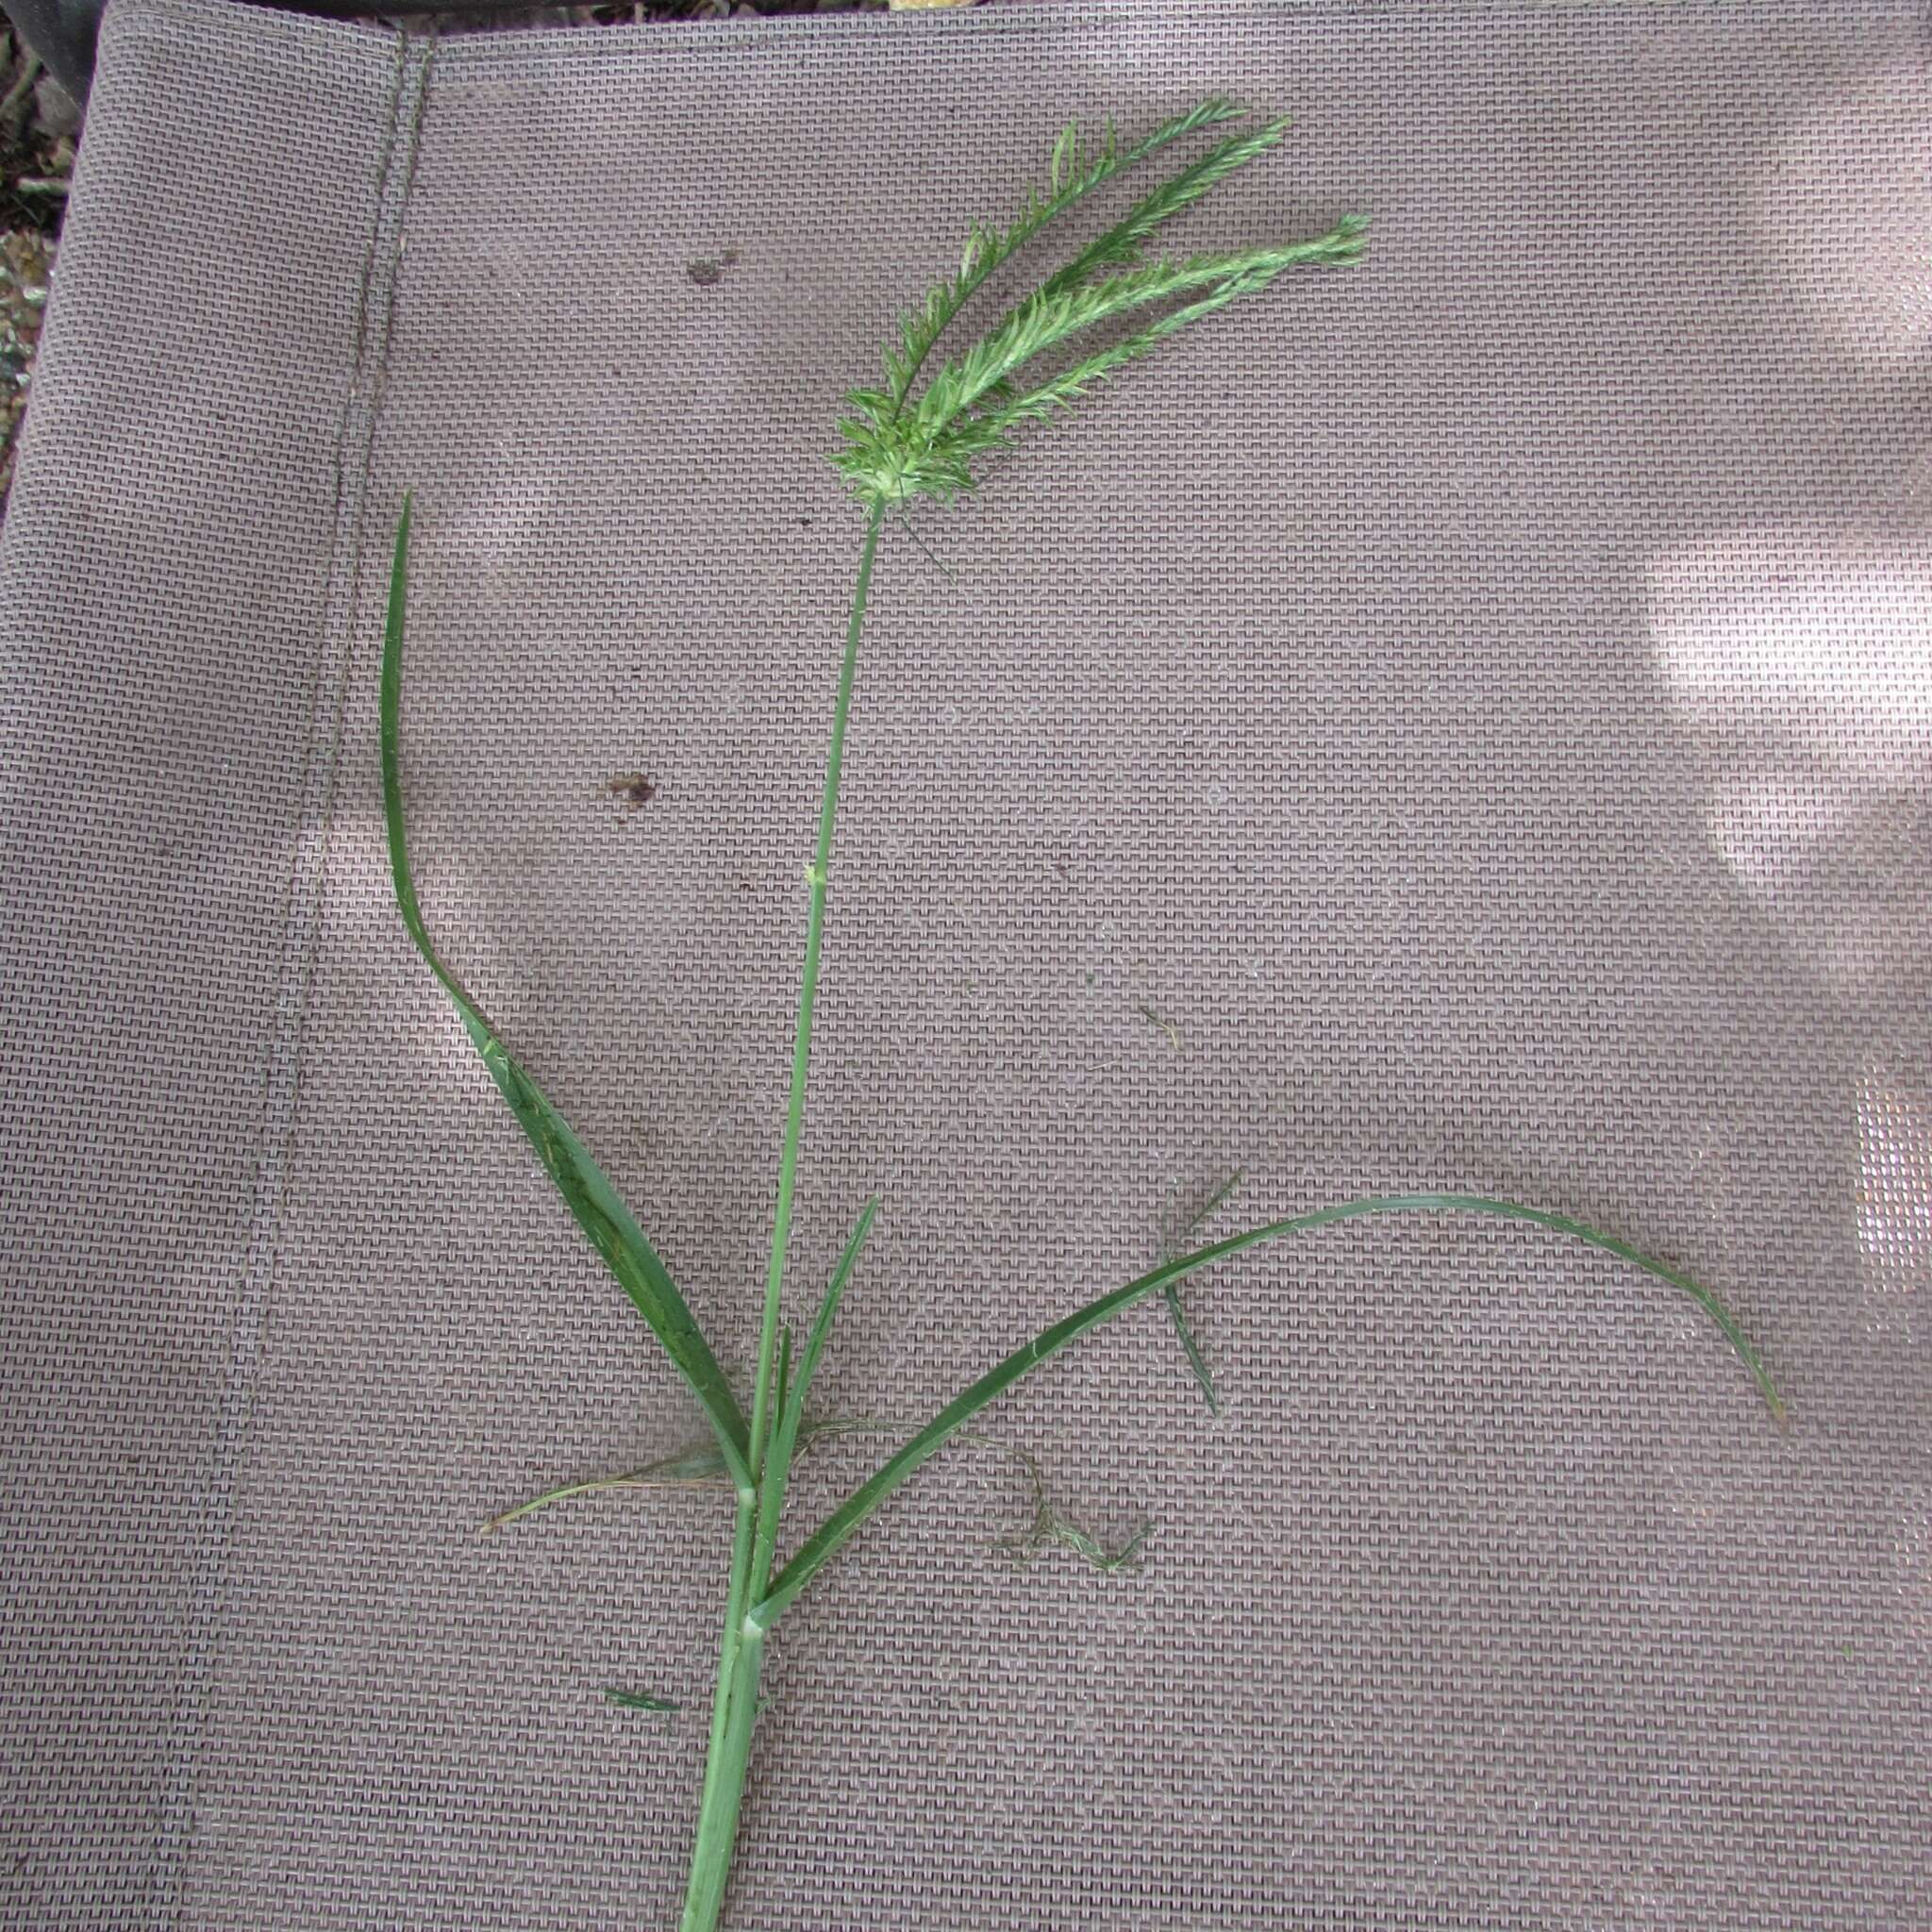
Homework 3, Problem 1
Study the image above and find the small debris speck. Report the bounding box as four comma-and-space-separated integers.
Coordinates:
606, 773, 658, 811
1136, 1002, 1181, 1051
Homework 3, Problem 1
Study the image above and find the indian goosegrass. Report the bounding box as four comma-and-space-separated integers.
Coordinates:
380, 98, 1784, 1932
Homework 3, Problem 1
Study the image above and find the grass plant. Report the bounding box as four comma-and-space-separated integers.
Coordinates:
380, 99, 1783, 1931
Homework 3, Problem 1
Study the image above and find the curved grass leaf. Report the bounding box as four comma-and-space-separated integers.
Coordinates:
752, 1193, 1784, 1626
381, 500, 752, 1491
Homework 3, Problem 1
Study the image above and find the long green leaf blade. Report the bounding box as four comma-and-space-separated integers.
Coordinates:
753, 1193, 1783, 1626
381, 500, 752, 1489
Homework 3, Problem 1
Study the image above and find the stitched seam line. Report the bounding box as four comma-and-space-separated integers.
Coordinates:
147, 27, 435, 1926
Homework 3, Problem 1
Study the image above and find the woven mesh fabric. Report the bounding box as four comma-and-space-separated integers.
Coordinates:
3, 0, 1928, 1924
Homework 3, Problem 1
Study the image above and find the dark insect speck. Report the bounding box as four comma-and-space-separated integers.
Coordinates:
606, 773, 658, 811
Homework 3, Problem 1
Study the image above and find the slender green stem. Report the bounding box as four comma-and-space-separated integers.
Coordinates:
701, 1494, 757, 1802
680, 1624, 769, 1932
680, 507, 886, 1932
688, 1415, 791, 1931
687, 1410, 794, 1932
747, 502, 887, 1487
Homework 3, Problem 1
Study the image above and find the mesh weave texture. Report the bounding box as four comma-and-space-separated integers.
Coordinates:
2, 1, 1928, 1925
